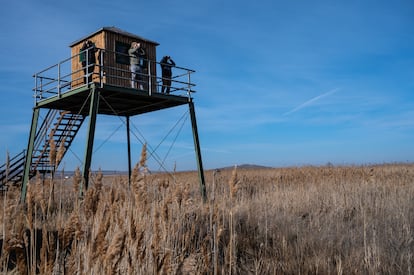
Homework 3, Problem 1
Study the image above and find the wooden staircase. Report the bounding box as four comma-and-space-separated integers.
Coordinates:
0, 110, 85, 187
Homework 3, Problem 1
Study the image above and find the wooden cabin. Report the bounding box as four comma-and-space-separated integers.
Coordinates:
69, 27, 159, 91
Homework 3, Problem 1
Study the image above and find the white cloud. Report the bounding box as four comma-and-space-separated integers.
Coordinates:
283, 88, 340, 116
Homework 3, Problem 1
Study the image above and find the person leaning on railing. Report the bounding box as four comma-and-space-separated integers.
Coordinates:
79, 40, 97, 84
128, 42, 146, 90
160, 55, 176, 94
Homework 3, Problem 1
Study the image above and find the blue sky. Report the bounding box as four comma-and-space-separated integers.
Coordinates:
1, 0, 413, 171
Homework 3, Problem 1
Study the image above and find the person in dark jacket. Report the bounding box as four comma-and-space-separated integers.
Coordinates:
160, 55, 176, 94
79, 40, 97, 84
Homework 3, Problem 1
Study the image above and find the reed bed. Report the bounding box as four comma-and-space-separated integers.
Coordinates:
1, 159, 413, 274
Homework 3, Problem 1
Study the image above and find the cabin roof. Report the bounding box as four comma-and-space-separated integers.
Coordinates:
69, 26, 160, 47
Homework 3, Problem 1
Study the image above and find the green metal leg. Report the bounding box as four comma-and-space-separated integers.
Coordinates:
188, 101, 207, 202
126, 116, 132, 186
80, 88, 100, 195
20, 108, 40, 203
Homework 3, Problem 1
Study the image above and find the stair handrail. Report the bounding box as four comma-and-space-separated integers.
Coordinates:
31, 109, 60, 172
0, 150, 26, 184
0, 150, 25, 170
33, 109, 59, 151
50, 112, 85, 169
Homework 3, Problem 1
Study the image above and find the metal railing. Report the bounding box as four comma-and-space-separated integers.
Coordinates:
33, 48, 196, 104
0, 150, 26, 185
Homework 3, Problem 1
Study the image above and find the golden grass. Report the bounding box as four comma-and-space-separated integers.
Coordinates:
1, 162, 413, 274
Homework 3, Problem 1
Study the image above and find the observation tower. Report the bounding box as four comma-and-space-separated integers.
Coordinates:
0, 27, 206, 202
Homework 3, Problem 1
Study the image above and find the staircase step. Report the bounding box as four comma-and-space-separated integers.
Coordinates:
0, 111, 85, 184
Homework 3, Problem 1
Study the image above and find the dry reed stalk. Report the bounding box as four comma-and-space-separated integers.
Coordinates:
64, 247, 77, 274
55, 175, 65, 271
203, 236, 213, 273
128, 208, 137, 240
2, 235, 22, 268
228, 165, 239, 200
95, 168, 103, 192
162, 194, 172, 225
129, 144, 149, 212
72, 167, 81, 207
152, 199, 173, 274
84, 188, 98, 219
48, 138, 56, 169
130, 163, 140, 184
91, 210, 110, 264
131, 220, 145, 265
1, 178, 7, 270
161, 251, 172, 274
182, 182, 191, 207
125, 205, 138, 274
139, 142, 147, 168
104, 230, 126, 274
34, 173, 44, 206
56, 138, 66, 167
131, 170, 148, 212
9, 204, 25, 241
5, 150, 10, 182
211, 169, 219, 275
39, 223, 50, 274
212, 206, 222, 275
227, 165, 239, 275
62, 211, 81, 251
25, 177, 39, 274
20, 233, 29, 274
73, 167, 81, 194
45, 178, 55, 220
39, 197, 47, 223
18, 227, 33, 274
181, 253, 197, 274
130, 143, 148, 196
174, 183, 183, 209
114, 200, 127, 231
151, 209, 161, 264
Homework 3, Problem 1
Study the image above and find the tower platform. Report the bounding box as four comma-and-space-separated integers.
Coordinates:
36, 83, 191, 117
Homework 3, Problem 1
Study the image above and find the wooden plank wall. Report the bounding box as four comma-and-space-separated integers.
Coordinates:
71, 32, 105, 88
70, 30, 158, 91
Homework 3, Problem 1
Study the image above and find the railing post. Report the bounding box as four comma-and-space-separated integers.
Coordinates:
85, 48, 89, 85
99, 49, 104, 88
34, 73, 38, 105
187, 71, 192, 100
148, 60, 152, 95
58, 62, 61, 97
40, 78, 43, 100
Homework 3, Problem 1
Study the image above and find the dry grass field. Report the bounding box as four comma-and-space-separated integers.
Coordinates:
1, 151, 413, 274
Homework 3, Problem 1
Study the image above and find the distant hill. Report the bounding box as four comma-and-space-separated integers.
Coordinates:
215, 164, 273, 171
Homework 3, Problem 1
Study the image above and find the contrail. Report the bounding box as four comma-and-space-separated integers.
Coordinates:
283, 88, 340, 116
